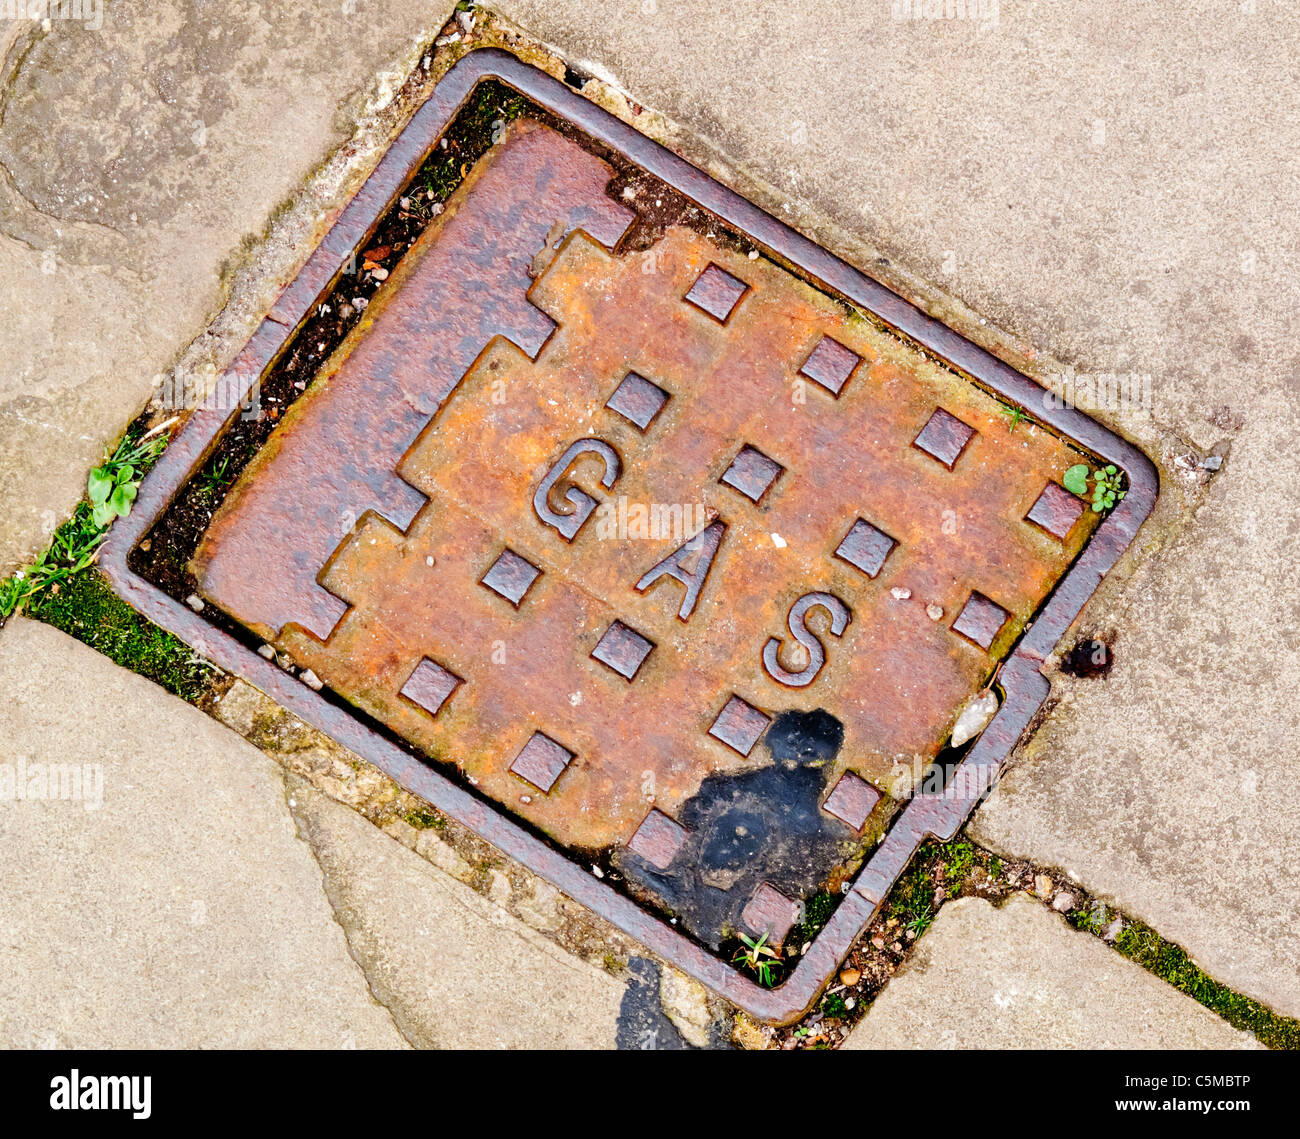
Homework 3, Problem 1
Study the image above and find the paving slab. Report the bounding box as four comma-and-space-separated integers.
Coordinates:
492, 0, 1300, 1018
0, 616, 406, 1048
845, 895, 1261, 1050
970, 403, 1300, 1016
286, 778, 626, 1049
0, 0, 459, 570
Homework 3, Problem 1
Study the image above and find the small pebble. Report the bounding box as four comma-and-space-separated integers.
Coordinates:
257, 644, 275, 660
520, 794, 532, 805
300, 669, 323, 692
591, 865, 604, 879
950, 689, 999, 746
1052, 892, 1076, 912
748, 249, 759, 260
1034, 873, 1054, 898
425, 555, 435, 567
839, 967, 861, 986
771, 532, 787, 548
185, 594, 204, 612
926, 604, 944, 620
1201, 454, 1223, 471
891, 587, 911, 600
370, 267, 389, 282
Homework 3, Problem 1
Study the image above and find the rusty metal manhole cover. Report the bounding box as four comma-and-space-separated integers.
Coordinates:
104, 50, 1156, 1023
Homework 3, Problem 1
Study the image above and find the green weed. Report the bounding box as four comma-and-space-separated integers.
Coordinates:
1, 429, 166, 619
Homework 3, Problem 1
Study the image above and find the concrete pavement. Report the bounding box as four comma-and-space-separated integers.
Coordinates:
0, 617, 628, 1048
845, 895, 1262, 1050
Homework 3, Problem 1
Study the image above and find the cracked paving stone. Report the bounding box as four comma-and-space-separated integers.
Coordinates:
844, 895, 1262, 1051
286, 777, 625, 1049
0, 617, 405, 1048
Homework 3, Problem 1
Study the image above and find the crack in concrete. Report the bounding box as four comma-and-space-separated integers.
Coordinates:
279, 771, 418, 1049
820, 830, 1285, 1049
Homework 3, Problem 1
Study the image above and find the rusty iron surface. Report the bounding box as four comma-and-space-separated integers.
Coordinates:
191, 120, 635, 643
193, 116, 1097, 863
100, 49, 1158, 1024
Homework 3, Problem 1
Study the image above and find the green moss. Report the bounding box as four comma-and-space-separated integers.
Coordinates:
24, 570, 214, 703
821, 992, 848, 1019
417, 80, 530, 203
886, 848, 938, 936
1109, 920, 1299, 1050
785, 890, 837, 947
940, 840, 975, 891
404, 809, 444, 830
1067, 899, 1112, 936
883, 839, 980, 939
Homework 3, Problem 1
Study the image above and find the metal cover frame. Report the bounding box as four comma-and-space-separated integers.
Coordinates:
100, 48, 1158, 1024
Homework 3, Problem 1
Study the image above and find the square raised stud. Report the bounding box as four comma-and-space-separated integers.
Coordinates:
480, 548, 541, 607
720, 444, 784, 503
398, 657, 462, 717
591, 620, 655, 681
627, 809, 688, 870
708, 694, 771, 757
913, 407, 977, 469
605, 372, 669, 431
741, 883, 801, 948
799, 335, 860, 396
951, 591, 1010, 651
684, 263, 749, 322
834, 517, 897, 578
1025, 481, 1086, 540
508, 731, 574, 794
821, 771, 882, 832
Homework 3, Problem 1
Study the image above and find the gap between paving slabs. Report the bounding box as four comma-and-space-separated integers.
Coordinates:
0, 17, 1274, 1050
